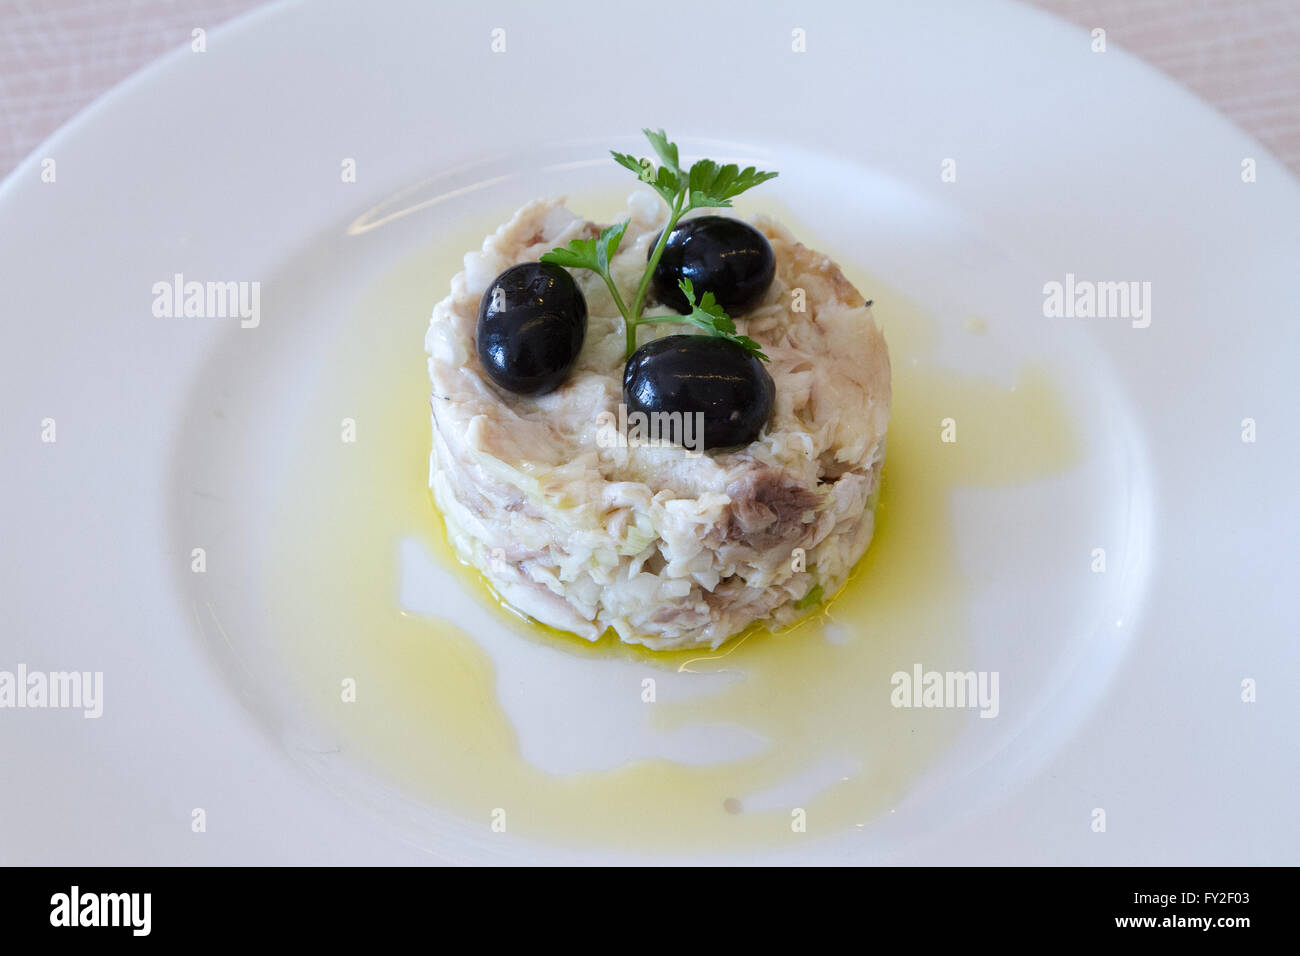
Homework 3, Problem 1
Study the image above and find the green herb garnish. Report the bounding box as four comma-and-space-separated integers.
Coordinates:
794, 583, 823, 611
642, 278, 769, 362
541, 128, 777, 362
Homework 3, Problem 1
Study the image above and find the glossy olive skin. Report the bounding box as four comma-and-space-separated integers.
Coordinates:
649, 216, 776, 315
476, 262, 587, 395
623, 335, 775, 450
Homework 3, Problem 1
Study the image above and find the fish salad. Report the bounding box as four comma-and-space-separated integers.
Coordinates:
424, 131, 890, 650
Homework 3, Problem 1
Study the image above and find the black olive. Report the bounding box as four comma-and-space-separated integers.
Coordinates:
623, 335, 775, 450
476, 262, 587, 395
649, 216, 775, 315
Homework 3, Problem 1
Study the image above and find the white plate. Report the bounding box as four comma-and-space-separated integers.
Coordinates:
2, 0, 1297, 864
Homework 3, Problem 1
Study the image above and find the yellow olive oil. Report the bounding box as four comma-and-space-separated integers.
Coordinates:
266, 202, 1080, 853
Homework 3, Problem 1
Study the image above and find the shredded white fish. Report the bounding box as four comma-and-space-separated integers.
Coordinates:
425, 194, 891, 650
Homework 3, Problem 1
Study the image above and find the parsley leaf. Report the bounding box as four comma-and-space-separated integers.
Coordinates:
614, 133, 776, 212
538, 238, 597, 271
678, 278, 770, 362
611, 150, 652, 182
540, 220, 633, 323
540, 220, 628, 273
687, 160, 779, 208
595, 219, 628, 272
611, 149, 680, 206
642, 128, 682, 178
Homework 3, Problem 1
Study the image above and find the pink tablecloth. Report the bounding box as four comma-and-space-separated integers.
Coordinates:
2, 0, 1298, 177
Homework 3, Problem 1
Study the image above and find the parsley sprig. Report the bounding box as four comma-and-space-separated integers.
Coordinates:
636, 278, 769, 361
541, 129, 777, 362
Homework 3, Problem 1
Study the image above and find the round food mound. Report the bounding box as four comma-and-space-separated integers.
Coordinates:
425, 193, 891, 650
